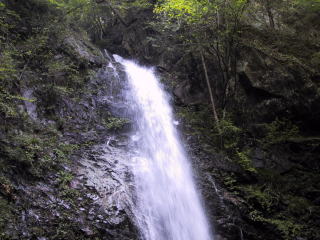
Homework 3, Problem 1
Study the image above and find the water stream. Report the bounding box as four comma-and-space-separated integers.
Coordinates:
113, 55, 212, 240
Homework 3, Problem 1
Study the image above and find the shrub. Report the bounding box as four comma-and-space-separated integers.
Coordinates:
261, 118, 299, 146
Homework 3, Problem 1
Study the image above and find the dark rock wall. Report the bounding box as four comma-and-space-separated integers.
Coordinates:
0, 42, 139, 239
1, 1, 320, 240
97, 4, 320, 240
0, 1, 139, 237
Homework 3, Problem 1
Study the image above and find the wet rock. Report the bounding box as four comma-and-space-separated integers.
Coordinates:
76, 144, 137, 236
65, 34, 106, 66
174, 80, 207, 105
0, 46, 139, 239
22, 90, 38, 120
237, 47, 320, 131
214, 234, 227, 240
3, 143, 138, 239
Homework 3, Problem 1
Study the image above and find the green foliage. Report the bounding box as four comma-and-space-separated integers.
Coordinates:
250, 213, 304, 240
0, 3, 20, 42
177, 106, 256, 174
57, 170, 80, 204
220, 172, 238, 192
59, 187, 80, 202
237, 168, 320, 240
0, 2, 68, 120
244, 38, 314, 73
52, 221, 84, 240
103, 117, 130, 130
235, 150, 257, 173
177, 106, 244, 152
48, 0, 90, 8
46, 59, 83, 89
284, 196, 312, 216
268, 218, 304, 240
0, 197, 14, 239
242, 183, 306, 239
153, 0, 248, 54
59, 142, 79, 155
47, 0, 92, 24
176, 106, 217, 152
294, 0, 320, 10
0, 2, 95, 122
0, 176, 13, 195
261, 118, 300, 146
0, 48, 19, 118
4, 134, 41, 168
46, 0, 125, 38
154, 3, 320, 240
154, 0, 247, 24
113, 0, 151, 9
20, 31, 50, 61
215, 119, 242, 149
2, 131, 77, 177
242, 184, 279, 211
177, 105, 212, 127
58, 170, 74, 189
154, 0, 209, 23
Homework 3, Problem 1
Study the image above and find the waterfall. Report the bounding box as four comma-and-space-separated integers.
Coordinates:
114, 55, 212, 240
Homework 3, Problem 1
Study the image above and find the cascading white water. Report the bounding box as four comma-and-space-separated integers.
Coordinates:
114, 55, 212, 240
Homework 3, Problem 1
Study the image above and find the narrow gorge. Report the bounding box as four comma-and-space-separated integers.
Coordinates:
0, 1, 319, 240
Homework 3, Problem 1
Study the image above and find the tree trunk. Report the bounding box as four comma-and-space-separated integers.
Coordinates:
265, 1, 275, 29
200, 51, 220, 132
95, 0, 129, 27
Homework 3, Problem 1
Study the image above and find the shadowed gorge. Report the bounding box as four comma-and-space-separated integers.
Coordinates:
0, 0, 320, 240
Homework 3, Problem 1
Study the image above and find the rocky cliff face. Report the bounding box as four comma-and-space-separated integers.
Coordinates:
0, 2, 139, 236
97, 5, 320, 240
1, 1, 319, 240
0, 35, 139, 239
